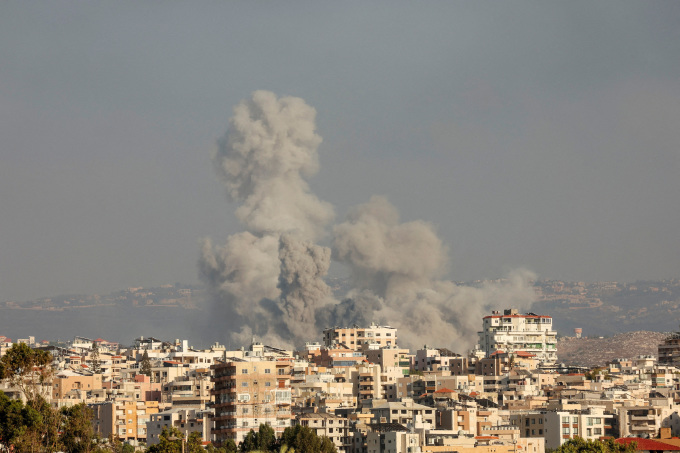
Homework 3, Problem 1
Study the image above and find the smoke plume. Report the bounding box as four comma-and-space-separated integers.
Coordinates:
200, 91, 334, 348
201, 90, 536, 352
328, 196, 535, 350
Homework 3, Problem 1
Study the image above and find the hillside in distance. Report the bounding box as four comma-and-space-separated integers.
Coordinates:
531, 279, 680, 336
1, 278, 679, 350
556, 331, 668, 367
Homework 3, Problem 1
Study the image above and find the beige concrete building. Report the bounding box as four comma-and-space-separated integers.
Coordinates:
52, 370, 103, 407
147, 407, 213, 446
323, 323, 397, 351
90, 400, 160, 446
212, 359, 292, 446
296, 413, 351, 453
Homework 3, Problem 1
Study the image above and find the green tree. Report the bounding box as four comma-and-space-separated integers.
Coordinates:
278, 425, 336, 453
552, 437, 637, 453
0, 391, 60, 453
223, 439, 237, 453
205, 442, 233, 453
91, 342, 101, 375
256, 424, 276, 452
0, 343, 54, 407
147, 426, 183, 453
239, 430, 257, 453
61, 403, 96, 453
140, 350, 152, 379
187, 432, 204, 453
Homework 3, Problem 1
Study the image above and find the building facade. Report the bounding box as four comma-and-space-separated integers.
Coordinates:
212, 360, 292, 446
323, 323, 397, 350
477, 308, 557, 364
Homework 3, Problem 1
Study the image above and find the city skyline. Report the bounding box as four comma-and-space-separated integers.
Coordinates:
1, 2, 680, 303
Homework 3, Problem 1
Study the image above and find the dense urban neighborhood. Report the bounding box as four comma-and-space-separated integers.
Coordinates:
4, 308, 680, 452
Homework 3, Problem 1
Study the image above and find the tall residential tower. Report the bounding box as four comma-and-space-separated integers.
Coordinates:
477, 308, 557, 364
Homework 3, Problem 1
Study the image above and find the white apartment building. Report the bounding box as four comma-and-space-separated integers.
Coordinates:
477, 308, 557, 364
510, 407, 614, 450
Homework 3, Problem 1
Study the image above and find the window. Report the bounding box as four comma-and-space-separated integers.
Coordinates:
242, 382, 248, 387
265, 369, 271, 374
242, 369, 248, 374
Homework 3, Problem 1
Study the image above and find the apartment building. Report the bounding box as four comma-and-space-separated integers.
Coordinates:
147, 407, 213, 446
510, 407, 614, 450
211, 359, 292, 445
370, 401, 436, 426
162, 369, 212, 408
477, 308, 557, 364
90, 400, 160, 446
659, 331, 680, 366
52, 370, 103, 407
296, 413, 351, 453
323, 323, 397, 351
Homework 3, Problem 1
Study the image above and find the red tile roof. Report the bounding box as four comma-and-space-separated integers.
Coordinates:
616, 437, 680, 451
434, 388, 456, 394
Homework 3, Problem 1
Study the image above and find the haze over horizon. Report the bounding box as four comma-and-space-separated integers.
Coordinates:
1, 2, 679, 303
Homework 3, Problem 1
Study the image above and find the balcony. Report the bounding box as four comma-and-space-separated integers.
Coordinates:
630, 414, 655, 421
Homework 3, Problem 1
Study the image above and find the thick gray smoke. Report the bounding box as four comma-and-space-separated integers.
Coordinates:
212, 90, 333, 239
278, 234, 333, 341
201, 90, 536, 352
328, 196, 536, 351
199, 91, 334, 348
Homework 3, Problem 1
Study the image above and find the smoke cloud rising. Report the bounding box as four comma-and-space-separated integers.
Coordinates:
200, 90, 536, 351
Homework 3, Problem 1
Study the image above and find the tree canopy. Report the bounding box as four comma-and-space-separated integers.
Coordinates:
551, 437, 637, 453
0, 343, 53, 406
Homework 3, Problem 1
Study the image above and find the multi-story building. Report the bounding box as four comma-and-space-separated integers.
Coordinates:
510, 407, 614, 450
212, 360, 292, 446
296, 413, 351, 453
162, 369, 212, 408
147, 407, 213, 446
90, 400, 160, 446
477, 308, 557, 364
658, 331, 680, 366
370, 401, 436, 427
323, 323, 397, 351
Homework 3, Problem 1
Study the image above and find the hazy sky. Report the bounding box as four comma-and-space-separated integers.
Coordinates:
1, 2, 679, 302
